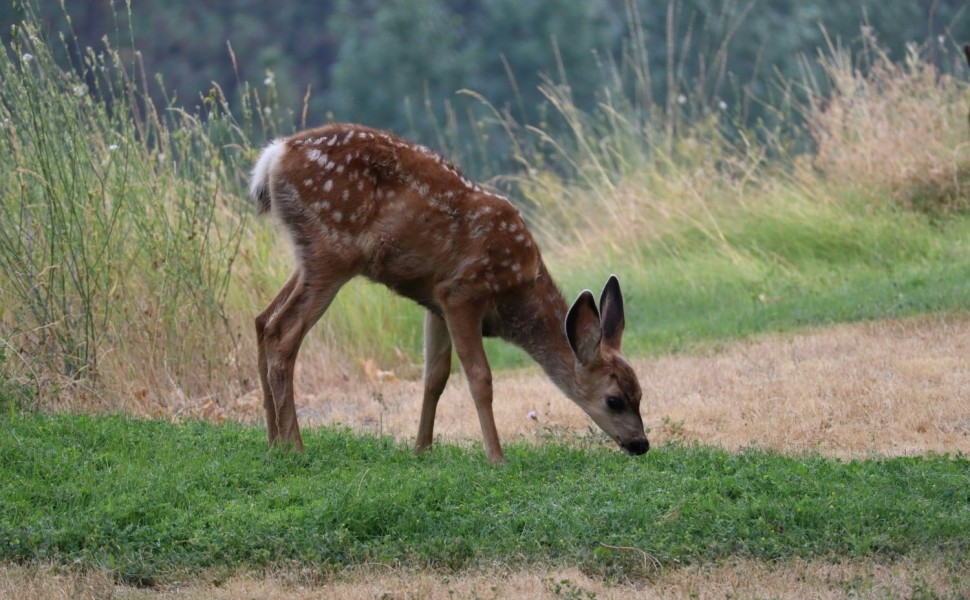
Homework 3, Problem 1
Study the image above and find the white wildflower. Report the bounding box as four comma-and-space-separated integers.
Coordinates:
22, 53, 33, 63
108, 144, 119, 151
677, 94, 687, 105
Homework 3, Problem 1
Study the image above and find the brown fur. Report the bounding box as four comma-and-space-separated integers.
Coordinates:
251, 124, 648, 462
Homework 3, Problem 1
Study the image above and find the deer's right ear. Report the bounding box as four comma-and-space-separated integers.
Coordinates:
565, 290, 602, 366
599, 275, 625, 350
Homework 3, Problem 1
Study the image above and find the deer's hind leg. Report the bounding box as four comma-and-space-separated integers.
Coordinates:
416, 311, 452, 454
256, 271, 300, 445
256, 267, 346, 451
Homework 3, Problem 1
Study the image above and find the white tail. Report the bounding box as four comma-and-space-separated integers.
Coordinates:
251, 123, 648, 462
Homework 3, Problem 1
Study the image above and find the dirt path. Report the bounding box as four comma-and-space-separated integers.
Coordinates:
220, 314, 970, 458
2, 558, 964, 599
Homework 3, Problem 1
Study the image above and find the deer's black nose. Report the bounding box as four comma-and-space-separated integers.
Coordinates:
625, 439, 649, 455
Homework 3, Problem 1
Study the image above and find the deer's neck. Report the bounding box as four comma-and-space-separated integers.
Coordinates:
500, 264, 581, 401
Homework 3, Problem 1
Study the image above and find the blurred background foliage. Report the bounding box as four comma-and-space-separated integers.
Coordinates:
5, 1, 970, 176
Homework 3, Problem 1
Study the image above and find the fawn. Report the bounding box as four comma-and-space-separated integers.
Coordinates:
250, 123, 648, 463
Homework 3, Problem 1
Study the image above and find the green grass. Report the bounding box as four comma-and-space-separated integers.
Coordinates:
0, 413, 966, 583
611, 203, 970, 356
481, 202, 970, 366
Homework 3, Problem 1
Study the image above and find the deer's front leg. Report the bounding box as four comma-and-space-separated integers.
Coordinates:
416, 311, 452, 454
442, 301, 504, 464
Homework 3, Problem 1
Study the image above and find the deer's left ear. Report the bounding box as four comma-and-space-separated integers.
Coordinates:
599, 275, 625, 349
566, 290, 602, 366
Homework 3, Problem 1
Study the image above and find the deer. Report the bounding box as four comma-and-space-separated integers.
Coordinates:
250, 123, 649, 463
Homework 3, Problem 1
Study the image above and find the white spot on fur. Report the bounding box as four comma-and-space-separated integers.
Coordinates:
324, 180, 333, 192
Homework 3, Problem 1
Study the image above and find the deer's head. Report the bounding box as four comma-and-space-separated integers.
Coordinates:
565, 275, 649, 455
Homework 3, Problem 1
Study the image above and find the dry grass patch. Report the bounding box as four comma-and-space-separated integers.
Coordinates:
123, 314, 970, 459
638, 314, 970, 457
2, 557, 965, 600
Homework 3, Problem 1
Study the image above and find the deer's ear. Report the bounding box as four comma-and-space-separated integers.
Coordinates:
565, 290, 602, 366
599, 275, 625, 349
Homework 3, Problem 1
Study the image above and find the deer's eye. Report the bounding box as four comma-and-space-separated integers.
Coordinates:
605, 395, 625, 412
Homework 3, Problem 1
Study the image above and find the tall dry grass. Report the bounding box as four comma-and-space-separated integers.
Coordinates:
518, 32, 970, 268
0, 12, 272, 411
807, 35, 970, 212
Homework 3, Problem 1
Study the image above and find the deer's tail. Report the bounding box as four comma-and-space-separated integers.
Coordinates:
249, 139, 287, 216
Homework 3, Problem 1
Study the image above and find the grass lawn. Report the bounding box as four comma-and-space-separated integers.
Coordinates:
0, 413, 966, 584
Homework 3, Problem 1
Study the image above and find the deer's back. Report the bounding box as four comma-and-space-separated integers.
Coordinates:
265, 124, 541, 312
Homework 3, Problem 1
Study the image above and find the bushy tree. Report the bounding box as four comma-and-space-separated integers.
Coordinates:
459, 0, 614, 123
326, 0, 470, 137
